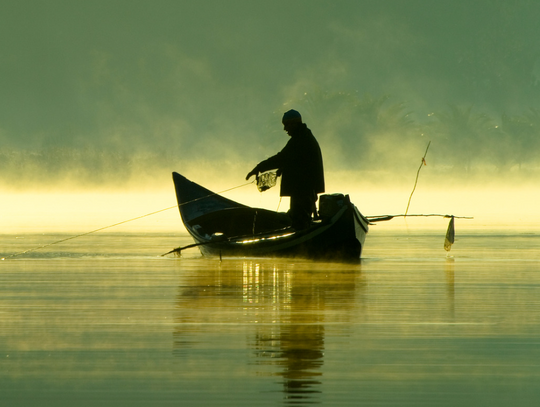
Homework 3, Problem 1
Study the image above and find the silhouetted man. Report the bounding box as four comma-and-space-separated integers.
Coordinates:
246, 109, 325, 230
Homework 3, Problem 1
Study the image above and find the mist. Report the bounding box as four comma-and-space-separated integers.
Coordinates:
2, 1, 540, 229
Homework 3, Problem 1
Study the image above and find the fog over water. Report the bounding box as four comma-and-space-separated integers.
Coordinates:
2, 1, 540, 229
3, 6, 540, 406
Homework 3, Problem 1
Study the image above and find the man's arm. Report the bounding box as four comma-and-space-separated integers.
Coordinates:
246, 166, 260, 180
245, 146, 289, 180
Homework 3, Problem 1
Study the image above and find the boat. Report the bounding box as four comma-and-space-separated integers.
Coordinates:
171, 172, 369, 261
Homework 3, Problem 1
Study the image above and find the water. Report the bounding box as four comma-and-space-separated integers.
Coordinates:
1, 228, 540, 406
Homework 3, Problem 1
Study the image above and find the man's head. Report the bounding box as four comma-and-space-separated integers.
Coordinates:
282, 109, 302, 136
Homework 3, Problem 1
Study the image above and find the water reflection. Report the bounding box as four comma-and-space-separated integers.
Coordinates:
173, 260, 361, 405
445, 257, 455, 317
3, 232, 540, 405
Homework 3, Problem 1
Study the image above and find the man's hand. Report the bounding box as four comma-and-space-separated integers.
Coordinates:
246, 167, 259, 180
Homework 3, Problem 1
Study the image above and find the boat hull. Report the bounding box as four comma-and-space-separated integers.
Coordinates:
172, 172, 368, 261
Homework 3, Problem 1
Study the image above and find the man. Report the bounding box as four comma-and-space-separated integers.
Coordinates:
246, 109, 325, 230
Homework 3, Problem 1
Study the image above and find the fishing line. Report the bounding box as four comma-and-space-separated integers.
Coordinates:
2, 180, 255, 260
405, 141, 431, 216
276, 197, 282, 212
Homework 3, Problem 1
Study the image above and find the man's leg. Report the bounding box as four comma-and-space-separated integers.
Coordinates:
289, 194, 316, 230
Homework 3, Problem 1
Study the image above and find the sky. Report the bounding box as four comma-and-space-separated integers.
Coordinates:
1, 0, 540, 229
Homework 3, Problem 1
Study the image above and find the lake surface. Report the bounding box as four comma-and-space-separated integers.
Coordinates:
1, 227, 540, 406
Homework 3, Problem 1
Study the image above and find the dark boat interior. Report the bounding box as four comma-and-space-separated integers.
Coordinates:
187, 207, 292, 239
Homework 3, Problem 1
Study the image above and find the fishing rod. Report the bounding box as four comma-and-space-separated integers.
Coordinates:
366, 213, 472, 253
2, 180, 255, 260
375, 141, 470, 252
364, 140, 473, 253
367, 213, 473, 223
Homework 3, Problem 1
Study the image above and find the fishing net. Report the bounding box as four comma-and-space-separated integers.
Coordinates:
256, 171, 277, 192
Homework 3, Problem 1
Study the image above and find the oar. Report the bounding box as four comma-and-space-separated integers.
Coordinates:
161, 240, 222, 256
161, 227, 296, 257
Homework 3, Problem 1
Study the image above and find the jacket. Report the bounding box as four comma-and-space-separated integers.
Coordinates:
255, 124, 325, 197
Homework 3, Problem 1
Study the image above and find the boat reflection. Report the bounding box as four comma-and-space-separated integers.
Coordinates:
173, 259, 362, 405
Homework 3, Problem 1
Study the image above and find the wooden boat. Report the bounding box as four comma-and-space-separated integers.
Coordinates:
172, 172, 369, 261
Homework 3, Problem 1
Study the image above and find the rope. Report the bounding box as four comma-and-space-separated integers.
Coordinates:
2, 180, 255, 260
